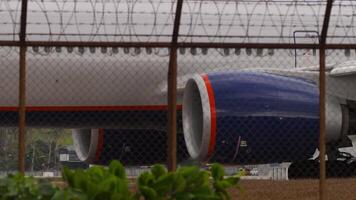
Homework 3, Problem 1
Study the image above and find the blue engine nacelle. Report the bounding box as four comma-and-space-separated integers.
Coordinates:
183, 72, 320, 164
72, 129, 189, 166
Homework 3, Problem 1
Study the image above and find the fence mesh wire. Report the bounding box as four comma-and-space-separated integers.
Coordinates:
0, 0, 356, 199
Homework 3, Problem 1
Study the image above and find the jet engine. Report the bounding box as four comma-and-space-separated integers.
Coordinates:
183, 72, 321, 164
72, 129, 189, 166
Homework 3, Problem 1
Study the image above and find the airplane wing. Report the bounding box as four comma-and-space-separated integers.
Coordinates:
330, 61, 356, 77
158, 60, 356, 103
252, 63, 356, 101
285, 61, 356, 77
295, 63, 336, 72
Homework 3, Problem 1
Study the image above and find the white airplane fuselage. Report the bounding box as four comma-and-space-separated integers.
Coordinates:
0, 0, 355, 126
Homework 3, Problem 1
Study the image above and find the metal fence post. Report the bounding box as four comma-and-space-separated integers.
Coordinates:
319, 1, 333, 199
18, 0, 29, 174
318, 45, 326, 200
167, 0, 184, 172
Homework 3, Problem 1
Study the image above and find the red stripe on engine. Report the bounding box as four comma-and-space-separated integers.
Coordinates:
95, 129, 105, 161
0, 105, 183, 112
202, 74, 217, 159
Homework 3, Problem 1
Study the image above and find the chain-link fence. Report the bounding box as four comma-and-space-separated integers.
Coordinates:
1, 0, 356, 199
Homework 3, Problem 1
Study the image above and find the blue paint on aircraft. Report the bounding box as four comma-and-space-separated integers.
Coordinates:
206, 72, 319, 164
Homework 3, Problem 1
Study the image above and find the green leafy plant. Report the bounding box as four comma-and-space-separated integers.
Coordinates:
136, 163, 241, 200
0, 161, 242, 200
62, 160, 133, 200
0, 173, 56, 200
210, 164, 242, 200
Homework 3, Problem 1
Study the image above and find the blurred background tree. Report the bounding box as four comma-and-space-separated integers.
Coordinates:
0, 128, 72, 172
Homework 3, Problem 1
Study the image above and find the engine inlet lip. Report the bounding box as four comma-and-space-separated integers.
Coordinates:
183, 74, 213, 161
72, 129, 99, 163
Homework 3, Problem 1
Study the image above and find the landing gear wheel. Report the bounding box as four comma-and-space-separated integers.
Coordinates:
288, 160, 319, 179
288, 160, 356, 179
326, 161, 356, 178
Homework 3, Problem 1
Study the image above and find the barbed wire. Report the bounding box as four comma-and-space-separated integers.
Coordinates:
0, 0, 355, 43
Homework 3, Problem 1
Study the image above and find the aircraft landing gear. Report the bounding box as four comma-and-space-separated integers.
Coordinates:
288, 160, 319, 179
288, 147, 356, 179
325, 147, 356, 178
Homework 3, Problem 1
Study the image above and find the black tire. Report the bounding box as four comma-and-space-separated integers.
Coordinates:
288, 160, 319, 179
326, 161, 356, 178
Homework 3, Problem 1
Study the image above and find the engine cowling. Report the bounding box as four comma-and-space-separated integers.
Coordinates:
183, 72, 320, 164
72, 129, 189, 166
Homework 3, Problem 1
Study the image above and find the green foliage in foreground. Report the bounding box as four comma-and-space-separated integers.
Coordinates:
0, 161, 242, 200
0, 173, 57, 200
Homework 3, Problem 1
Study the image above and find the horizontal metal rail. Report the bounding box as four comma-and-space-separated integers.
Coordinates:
1, 40, 356, 49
